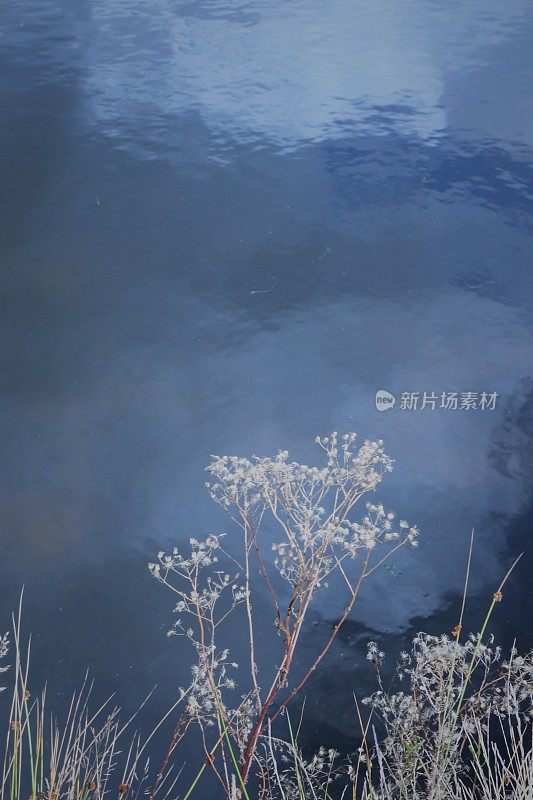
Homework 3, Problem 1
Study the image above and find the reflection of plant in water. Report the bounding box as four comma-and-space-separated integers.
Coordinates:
150, 432, 420, 795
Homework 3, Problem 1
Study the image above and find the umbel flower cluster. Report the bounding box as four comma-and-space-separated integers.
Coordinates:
206, 433, 418, 590
150, 433, 421, 791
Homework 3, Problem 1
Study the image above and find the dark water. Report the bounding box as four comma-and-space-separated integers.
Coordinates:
1, 0, 532, 789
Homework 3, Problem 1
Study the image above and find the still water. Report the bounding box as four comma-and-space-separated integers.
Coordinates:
1, 0, 532, 784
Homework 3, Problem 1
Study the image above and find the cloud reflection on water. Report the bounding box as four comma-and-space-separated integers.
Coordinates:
85, 0, 530, 154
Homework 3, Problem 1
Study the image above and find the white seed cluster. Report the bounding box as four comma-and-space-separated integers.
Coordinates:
206, 433, 418, 591
363, 632, 533, 792
264, 738, 343, 800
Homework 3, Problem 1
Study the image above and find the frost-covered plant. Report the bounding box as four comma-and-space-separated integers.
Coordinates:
150, 432, 420, 794
361, 632, 533, 799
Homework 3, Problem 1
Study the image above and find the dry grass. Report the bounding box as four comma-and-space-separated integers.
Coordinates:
0, 598, 161, 800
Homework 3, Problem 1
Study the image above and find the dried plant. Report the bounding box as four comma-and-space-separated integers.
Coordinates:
258, 730, 344, 800
0, 634, 8, 693
0, 602, 163, 800
150, 432, 420, 795
351, 546, 532, 799
258, 632, 532, 800
361, 634, 533, 798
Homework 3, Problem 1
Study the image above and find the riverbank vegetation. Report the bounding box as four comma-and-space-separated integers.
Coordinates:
1, 434, 531, 799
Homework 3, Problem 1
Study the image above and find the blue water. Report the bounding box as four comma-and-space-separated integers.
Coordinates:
1, 0, 532, 784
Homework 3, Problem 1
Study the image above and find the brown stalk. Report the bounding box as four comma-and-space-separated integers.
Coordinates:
270, 552, 370, 724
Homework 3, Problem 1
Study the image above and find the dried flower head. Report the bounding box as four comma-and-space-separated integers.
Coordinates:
150, 433, 422, 785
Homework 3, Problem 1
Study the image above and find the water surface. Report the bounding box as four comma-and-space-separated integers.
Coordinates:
1, 0, 532, 783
